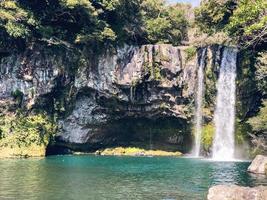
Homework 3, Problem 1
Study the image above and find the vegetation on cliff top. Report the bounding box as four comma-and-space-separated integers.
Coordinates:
0, 0, 189, 50
195, 0, 267, 48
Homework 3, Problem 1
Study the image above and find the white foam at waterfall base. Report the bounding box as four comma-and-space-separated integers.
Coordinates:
192, 48, 206, 157
212, 47, 237, 161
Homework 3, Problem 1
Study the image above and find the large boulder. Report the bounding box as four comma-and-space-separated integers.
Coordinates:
248, 155, 267, 174
207, 185, 267, 200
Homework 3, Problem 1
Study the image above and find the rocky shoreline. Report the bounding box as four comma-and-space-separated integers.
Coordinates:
207, 185, 267, 200
207, 155, 267, 200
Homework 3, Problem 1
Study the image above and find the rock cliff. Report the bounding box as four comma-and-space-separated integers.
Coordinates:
0, 44, 200, 154
0, 43, 260, 156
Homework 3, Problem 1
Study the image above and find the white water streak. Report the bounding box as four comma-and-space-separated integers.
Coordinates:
212, 47, 237, 161
193, 48, 206, 157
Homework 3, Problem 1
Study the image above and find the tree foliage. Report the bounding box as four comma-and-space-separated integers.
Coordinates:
195, 0, 236, 34
0, 0, 189, 49
0, 113, 56, 148
195, 0, 267, 48
142, 1, 188, 45
227, 0, 267, 47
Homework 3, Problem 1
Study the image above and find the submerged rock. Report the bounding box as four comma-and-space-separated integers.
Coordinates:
248, 155, 267, 174
207, 185, 267, 200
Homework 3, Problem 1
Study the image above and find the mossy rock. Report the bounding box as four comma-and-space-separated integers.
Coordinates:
97, 147, 182, 157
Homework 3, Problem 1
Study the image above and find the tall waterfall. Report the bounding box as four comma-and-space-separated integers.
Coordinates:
192, 48, 206, 157
212, 47, 237, 161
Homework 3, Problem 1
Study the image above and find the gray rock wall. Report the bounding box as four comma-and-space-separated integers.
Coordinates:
0, 44, 225, 153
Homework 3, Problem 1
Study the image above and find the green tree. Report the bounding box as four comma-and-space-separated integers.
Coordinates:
0, 0, 37, 38
0, 0, 189, 49
226, 0, 267, 47
195, 0, 267, 48
142, 0, 188, 45
194, 0, 236, 34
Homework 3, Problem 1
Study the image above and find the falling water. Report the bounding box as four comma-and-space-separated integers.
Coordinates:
192, 48, 206, 157
212, 47, 237, 161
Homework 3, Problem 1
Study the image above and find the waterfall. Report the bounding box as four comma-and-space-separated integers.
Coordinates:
212, 47, 237, 161
192, 48, 206, 157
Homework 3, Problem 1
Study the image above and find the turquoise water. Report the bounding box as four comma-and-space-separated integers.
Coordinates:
0, 156, 266, 200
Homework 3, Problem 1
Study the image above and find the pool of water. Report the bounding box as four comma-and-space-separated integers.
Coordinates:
0, 155, 266, 200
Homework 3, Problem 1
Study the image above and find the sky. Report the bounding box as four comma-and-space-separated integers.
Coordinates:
167, 0, 200, 7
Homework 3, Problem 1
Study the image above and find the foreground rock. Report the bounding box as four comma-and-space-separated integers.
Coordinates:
207, 185, 267, 200
96, 147, 182, 156
248, 155, 267, 175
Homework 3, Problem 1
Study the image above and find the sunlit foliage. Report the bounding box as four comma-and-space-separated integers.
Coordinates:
0, 0, 189, 48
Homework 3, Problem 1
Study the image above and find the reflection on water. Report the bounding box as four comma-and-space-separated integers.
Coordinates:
211, 162, 240, 184
210, 161, 267, 186
0, 156, 266, 200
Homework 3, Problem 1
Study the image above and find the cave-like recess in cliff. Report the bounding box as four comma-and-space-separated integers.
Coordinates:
47, 115, 193, 155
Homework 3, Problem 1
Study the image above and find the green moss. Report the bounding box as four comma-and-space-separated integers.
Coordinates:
201, 123, 215, 152
153, 63, 162, 81
143, 61, 162, 81
185, 46, 197, 61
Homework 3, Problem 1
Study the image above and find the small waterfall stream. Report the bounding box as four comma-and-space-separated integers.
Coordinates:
212, 47, 237, 161
193, 48, 206, 157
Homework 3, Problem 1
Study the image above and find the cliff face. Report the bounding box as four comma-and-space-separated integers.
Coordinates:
1, 43, 260, 156
0, 44, 199, 154
57, 45, 199, 152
